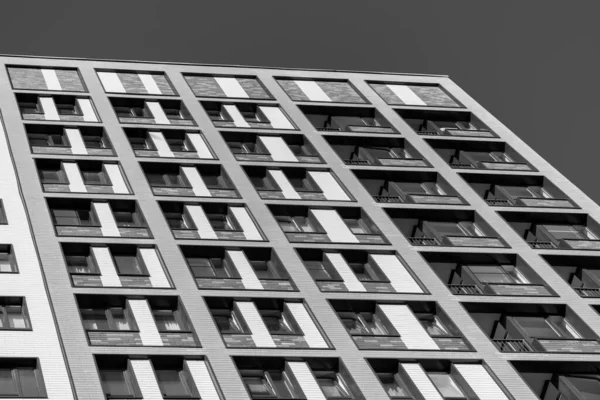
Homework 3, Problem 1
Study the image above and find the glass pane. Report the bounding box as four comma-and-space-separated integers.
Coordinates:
514, 317, 560, 338
156, 369, 188, 397
318, 377, 348, 398
502, 186, 536, 199
421, 316, 450, 336
306, 261, 332, 280
252, 260, 276, 279
428, 374, 465, 398
114, 255, 142, 275
543, 225, 585, 240
114, 212, 137, 227
564, 376, 600, 399
380, 374, 410, 397
0, 255, 14, 273
469, 265, 516, 284
100, 369, 130, 397
82, 171, 105, 184
245, 376, 274, 396
52, 209, 79, 225
66, 255, 91, 274
82, 310, 109, 330
7, 306, 27, 329
428, 222, 465, 237
154, 312, 181, 331
110, 308, 132, 331
18, 368, 41, 397
396, 182, 428, 194
0, 370, 17, 396
343, 316, 369, 335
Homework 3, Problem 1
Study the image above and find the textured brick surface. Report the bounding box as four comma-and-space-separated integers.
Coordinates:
535, 339, 600, 353
88, 331, 143, 346
238, 78, 271, 99
160, 332, 199, 347
55, 69, 86, 92
487, 284, 553, 296
9, 67, 47, 90
370, 82, 460, 107
353, 335, 407, 350
184, 76, 226, 97
223, 334, 255, 348
272, 334, 309, 348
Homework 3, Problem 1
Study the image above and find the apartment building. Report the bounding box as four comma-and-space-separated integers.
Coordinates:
0, 56, 595, 399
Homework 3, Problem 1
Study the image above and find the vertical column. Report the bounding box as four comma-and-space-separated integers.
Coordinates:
91, 246, 121, 287
104, 164, 129, 194
185, 204, 217, 239
92, 202, 120, 237
234, 301, 275, 347
139, 248, 170, 288
130, 359, 163, 400
62, 162, 86, 193
181, 166, 211, 197
127, 299, 162, 346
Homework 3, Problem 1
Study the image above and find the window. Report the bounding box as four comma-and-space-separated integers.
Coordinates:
242, 369, 300, 399
230, 141, 261, 154
340, 311, 390, 336
39, 166, 66, 184
513, 316, 580, 339
251, 175, 277, 191
115, 106, 148, 118
81, 167, 110, 185
288, 175, 318, 192
66, 250, 96, 275
147, 172, 186, 187
0, 246, 16, 273
213, 309, 246, 334
81, 132, 107, 149
19, 101, 41, 114
277, 216, 320, 233
377, 373, 413, 399
166, 136, 191, 152
396, 182, 445, 196
251, 260, 282, 280
0, 300, 29, 329
207, 213, 238, 231
81, 307, 135, 331
129, 134, 152, 150
418, 315, 451, 337
165, 211, 192, 229
562, 376, 600, 400
52, 208, 96, 226
287, 142, 313, 157
203, 174, 230, 189
113, 253, 146, 276
188, 256, 238, 279
112, 205, 143, 228
349, 262, 384, 282
305, 260, 335, 281
467, 265, 528, 284
99, 366, 140, 399
163, 107, 184, 120
155, 368, 197, 398
499, 185, 551, 200
28, 132, 66, 147
344, 218, 371, 235
425, 221, 483, 238
428, 373, 466, 399
238, 104, 263, 123
315, 371, 352, 399
0, 363, 45, 398
259, 309, 300, 335
153, 309, 189, 332
542, 225, 597, 241
56, 102, 80, 115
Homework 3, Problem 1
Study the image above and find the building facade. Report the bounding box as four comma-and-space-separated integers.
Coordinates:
0, 55, 596, 399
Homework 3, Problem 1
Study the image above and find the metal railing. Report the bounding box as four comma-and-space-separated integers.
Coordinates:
408, 237, 439, 246
373, 195, 403, 203
448, 284, 483, 295
343, 159, 371, 165
576, 287, 600, 298
493, 339, 533, 352
485, 199, 512, 206
450, 162, 475, 169
528, 241, 557, 249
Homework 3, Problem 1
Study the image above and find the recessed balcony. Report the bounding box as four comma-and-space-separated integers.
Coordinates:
301, 105, 396, 133
398, 109, 497, 138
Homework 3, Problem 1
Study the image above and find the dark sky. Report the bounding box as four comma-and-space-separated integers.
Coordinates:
2, 0, 599, 200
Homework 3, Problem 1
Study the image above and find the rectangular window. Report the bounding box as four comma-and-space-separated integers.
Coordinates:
166, 136, 191, 152
99, 365, 140, 399
467, 265, 528, 284
0, 362, 45, 398
0, 246, 16, 273
277, 216, 319, 233
66, 252, 96, 275
418, 314, 451, 337
39, 167, 66, 184
82, 132, 107, 149
340, 311, 390, 336
513, 316, 580, 339
428, 373, 466, 399
113, 253, 146, 276
155, 368, 197, 398
19, 101, 42, 114
242, 369, 300, 398
112, 204, 143, 228
148, 172, 185, 187
28, 132, 66, 147
377, 373, 413, 399
81, 307, 135, 331
305, 260, 335, 281
542, 225, 596, 241
207, 213, 238, 231
259, 308, 300, 335
251, 260, 281, 280
213, 309, 247, 334
188, 257, 238, 279
314, 371, 352, 399
129, 134, 152, 150
0, 299, 29, 329
81, 168, 110, 185
52, 208, 95, 226
153, 309, 188, 332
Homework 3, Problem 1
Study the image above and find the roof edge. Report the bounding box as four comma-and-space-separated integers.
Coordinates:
0, 53, 450, 78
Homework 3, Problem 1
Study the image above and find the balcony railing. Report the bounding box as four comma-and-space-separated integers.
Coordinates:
408, 237, 439, 246
528, 241, 557, 249
448, 284, 483, 295
343, 159, 371, 165
450, 162, 475, 169
316, 127, 342, 132
416, 130, 441, 136
576, 287, 600, 298
373, 195, 403, 203
493, 339, 533, 353
486, 199, 512, 206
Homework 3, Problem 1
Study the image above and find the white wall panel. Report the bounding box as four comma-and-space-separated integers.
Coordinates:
185, 205, 218, 239
127, 299, 163, 346
39, 97, 59, 120
185, 360, 221, 400
182, 166, 211, 197
235, 301, 275, 347
295, 80, 330, 102
138, 73, 161, 95
215, 77, 248, 98
268, 170, 300, 199
370, 254, 422, 293
287, 362, 326, 400
325, 252, 365, 292
226, 250, 262, 290
148, 130, 174, 157
454, 364, 509, 400
401, 364, 443, 400
230, 207, 262, 240
186, 133, 213, 158
65, 128, 87, 155
259, 106, 295, 129
62, 162, 86, 193
130, 359, 163, 400
308, 171, 349, 201
258, 136, 297, 162
91, 246, 121, 287
97, 71, 125, 93
146, 101, 169, 124
77, 98, 97, 122
223, 104, 250, 128
41, 69, 62, 91
310, 209, 358, 243
104, 164, 129, 194
388, 84, 427, 106
92, 202, 120, 237
379, 304, 438, 350
285, 302, 328, 348
139, 248, 170, 288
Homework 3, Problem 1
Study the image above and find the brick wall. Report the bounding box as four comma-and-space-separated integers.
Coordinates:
9, 67, 47, 90
88, 331, 143, 346
160, 332, 198, 347
55, 70, 85, 92
185, 76, 226, 97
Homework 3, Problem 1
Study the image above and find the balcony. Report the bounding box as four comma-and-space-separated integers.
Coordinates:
543, 254, 600, 298
125, 128, 215, 159
332, 300, 470, 352
112, 98, 195, 126
354, 170, 464, 206
501, 211, 600, 251
223, 132, 322, 164
271, 205, 387, 245
467, 303, 600, 354
26, 124, 114, 156
428, 138, 535, 172
301, 105, 395, 133
369, 81, 462, 107
326, 135, 429, 168
202, 101, 295, 130
463, 173, 577, 209
17, 93, 99, 123
388, 209, 506, 248
398, 109, 497, 138
425, 252, 555, 297
142, 163, 239, 199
